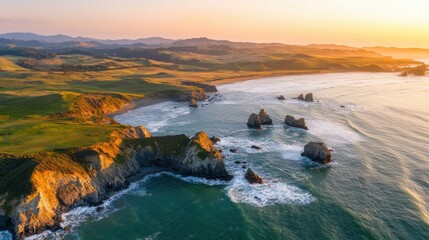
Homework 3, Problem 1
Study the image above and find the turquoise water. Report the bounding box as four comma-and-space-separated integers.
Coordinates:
27, 73, 429, 239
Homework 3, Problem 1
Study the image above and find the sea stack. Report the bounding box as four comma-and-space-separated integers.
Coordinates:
284, 115, 308, 130
304, 93, 314, 102
189, 98, 198, 108
301, 141, 332, 164
296, 93, 314, 102
247, 113, 262, 129
245, 168, 263, 184
258, 109, 273, 125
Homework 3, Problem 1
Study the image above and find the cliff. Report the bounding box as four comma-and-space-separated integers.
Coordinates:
0, 127, 231, 239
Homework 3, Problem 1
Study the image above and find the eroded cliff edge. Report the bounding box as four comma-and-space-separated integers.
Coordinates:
0, 126, 231, 239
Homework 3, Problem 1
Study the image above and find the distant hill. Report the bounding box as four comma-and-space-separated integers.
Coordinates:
0, 32, 175, 45
363, 46, 429, 60
306, 44, 359, 50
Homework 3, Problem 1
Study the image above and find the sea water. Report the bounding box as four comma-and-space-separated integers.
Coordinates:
25, 72, 429, 240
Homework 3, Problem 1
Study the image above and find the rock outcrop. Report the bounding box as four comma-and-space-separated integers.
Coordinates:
209, 136, 220, 144
247, 113, 262, 129
181, 81, 218, 93
304, 93, 314, 102
258, 109, 273, 125
399, 64, 427, 77
277, 95, 285, 100
155, 89, 207, 102
301, 142, 332, 164
284, 115, 308, 130
296, 93, 314, 102
245, 168, 263, 184
189, 98, 198, 108
0, 127, 231, 239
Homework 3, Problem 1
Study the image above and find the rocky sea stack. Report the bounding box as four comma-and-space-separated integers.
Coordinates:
0, 127, 231, 239
296, 93, 314, 102
245, 168, 263, 184
301, 141, 332, 164
284, 115, 308, 130
247, 113, 262, 129
258, 109, 273, 125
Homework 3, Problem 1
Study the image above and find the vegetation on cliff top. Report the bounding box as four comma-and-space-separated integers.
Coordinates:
0, 38, 422, 200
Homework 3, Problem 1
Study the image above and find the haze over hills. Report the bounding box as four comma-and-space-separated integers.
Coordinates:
1, 32, 429, 61
0, 32, 175, 46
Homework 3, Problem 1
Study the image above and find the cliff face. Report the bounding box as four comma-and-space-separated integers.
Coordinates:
0, 127, 230, 239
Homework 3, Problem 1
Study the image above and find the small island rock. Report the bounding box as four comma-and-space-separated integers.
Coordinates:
247, 113, 262, 129
258, 109, 273, 125
304, 93, 314, 102
245, 168, 263, 184
297, 94, 304, 100
277, 95, 285, 100
301, 141, 332, 164
284, 115, 308, 130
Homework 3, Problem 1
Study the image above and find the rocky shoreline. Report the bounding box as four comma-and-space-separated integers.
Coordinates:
0, 82, 229, 239
0, 127, 231, 239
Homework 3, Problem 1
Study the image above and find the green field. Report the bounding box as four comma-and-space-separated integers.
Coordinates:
0, 41, 422, 155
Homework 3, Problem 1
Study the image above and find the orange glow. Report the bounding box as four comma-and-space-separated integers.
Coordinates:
1, 0, 429, 47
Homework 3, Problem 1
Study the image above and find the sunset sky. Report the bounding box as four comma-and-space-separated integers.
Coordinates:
1, 0, 429, 48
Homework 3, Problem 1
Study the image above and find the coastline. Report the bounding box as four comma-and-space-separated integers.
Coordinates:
108, 97, 170, 118
109, 70, 349, 116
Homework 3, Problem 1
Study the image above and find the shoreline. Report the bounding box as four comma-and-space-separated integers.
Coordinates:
108, 97, 170, 118
109, 70, 357, 115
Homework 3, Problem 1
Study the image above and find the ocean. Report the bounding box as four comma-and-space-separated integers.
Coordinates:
17, 72, 429, 240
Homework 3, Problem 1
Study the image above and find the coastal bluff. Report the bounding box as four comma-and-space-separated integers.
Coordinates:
0, 127, 230, 239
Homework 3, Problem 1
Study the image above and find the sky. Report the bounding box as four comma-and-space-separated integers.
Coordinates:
1, 0, 429, 48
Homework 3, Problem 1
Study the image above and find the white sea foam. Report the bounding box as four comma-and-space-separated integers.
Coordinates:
0, 231, 12, 240
114, 101, 190, 132
226, 175, 315, 207
306, 119, 364, 146
139, 232, 161, 240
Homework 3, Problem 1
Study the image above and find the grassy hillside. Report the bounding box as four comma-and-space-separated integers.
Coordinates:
0, 39, 422, 155
0, 57, 26, 71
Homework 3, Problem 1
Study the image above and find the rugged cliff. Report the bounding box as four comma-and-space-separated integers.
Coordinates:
0, 127, 230, 239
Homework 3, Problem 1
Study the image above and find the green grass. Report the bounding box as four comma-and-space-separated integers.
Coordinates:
0, 119, 118, 155
0, 93, 74, 118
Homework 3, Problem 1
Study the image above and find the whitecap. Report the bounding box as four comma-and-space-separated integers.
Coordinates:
0, 231, 12, 240
226, 176, 315, 207
114, 101, 190, 132
306, 119, 364, 146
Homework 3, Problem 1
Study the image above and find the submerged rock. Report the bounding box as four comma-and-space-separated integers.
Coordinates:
251, 145, 261, 150
210, 136, 221, 144
277, 95, 285, 100
301, 141, 332, 164
245, 168, 263, 184
230, 148, 238, 153
235, 160, 241, 164
284, 115, 308, 130
247, 113, 262, 129
258, 109, 273, 125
